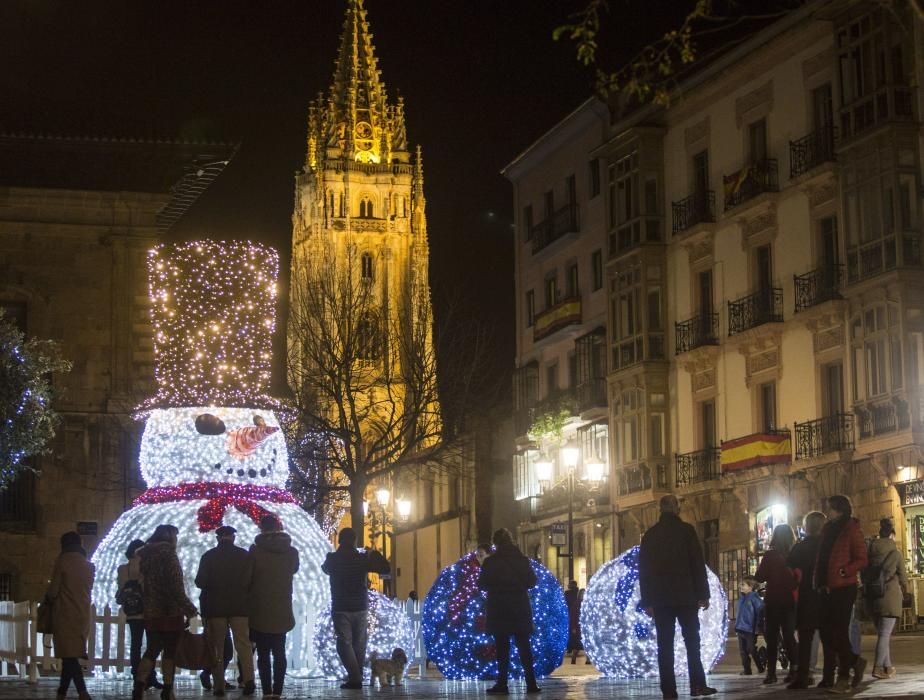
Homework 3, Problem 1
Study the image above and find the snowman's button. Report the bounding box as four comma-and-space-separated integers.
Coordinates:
248, 469, 257, 478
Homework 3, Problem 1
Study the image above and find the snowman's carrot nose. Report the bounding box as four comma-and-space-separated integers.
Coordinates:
227, 425, 280, 460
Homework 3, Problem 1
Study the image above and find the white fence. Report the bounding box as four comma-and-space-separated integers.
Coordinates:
0, 600, 427, 683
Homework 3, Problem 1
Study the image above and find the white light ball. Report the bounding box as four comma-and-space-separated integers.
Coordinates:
581, 545, 727, 679
140, 407, 287, 488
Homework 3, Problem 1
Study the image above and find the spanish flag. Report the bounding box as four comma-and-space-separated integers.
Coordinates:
721, 431, 791, 473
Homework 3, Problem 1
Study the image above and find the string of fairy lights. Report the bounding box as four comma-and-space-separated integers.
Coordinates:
421, 551, 568, 681
140, 240, 280, 413
580, 545, 728, 679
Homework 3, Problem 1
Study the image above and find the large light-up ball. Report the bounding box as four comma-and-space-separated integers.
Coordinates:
91, 501, 337, 676
581, 546, 727, 678
313, 591, 417, 680
421, 552, 568, 680
140, 407, 287, 488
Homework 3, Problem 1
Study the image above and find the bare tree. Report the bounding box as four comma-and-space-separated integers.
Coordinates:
286, 240, 489, 543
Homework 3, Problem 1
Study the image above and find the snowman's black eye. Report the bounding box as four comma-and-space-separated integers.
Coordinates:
260, 469, 267, 477
213, 463, 221, 470
195, 413, 226, 435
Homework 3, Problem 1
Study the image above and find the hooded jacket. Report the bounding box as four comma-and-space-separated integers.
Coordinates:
139, 541, 197, 629
867, 536, 908, 618
249, 531, 300, 633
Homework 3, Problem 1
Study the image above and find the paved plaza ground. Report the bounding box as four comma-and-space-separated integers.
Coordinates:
1, 634, 922, 699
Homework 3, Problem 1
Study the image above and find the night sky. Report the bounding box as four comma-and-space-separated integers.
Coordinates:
2, 1, 680, 396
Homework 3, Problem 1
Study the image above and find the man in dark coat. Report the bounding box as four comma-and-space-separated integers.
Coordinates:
786, 510, 828, 689
639, 495, 717, 699
322, 527, 390, 690
477, 528, 540, 695
195, 525, 256, 696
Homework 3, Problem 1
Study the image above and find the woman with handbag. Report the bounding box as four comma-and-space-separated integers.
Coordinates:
47, 531, 95, 700
117, 539, 161, 690
867, 518, 909, 679
133, 524, 198, 700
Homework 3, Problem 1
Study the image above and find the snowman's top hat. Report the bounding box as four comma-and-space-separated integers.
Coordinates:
138, 240, 282, 413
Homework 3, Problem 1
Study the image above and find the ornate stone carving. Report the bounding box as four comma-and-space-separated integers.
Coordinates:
692, 368, 716, 392
747, 349, 779, 376
742, 209, 776, 238
813, 325, 844, 352
807, 179, 837, 207
735, 81, 774, 127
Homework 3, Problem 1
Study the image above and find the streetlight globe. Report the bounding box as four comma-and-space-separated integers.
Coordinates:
397, 498, 412, 520
585, 458, 606, 483
561, 442, 580, 469
376, 487, 391, 508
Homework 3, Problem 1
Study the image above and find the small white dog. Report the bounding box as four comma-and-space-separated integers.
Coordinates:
369, 647, 409, 687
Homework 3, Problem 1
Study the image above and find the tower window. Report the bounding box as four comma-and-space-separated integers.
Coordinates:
357, 312, 381, 361
361, 253, 374, 281
359, 196, 375, 218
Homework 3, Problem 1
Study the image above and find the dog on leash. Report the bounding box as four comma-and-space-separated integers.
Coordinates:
369, 647, 409, 687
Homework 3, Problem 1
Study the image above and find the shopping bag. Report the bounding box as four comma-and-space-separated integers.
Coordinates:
36, 597, 54, 634
174, 629, 212, 670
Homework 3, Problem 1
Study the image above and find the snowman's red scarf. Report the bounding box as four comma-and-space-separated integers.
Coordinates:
134, 482, 296, 532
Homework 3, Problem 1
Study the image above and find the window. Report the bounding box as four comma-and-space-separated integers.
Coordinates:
698, 269, 713, 316
359, 196, 374, 218
852, 305, 902, 400
820, 216, 839, 269
614, 388, 643, 465
578, 421, 608, 474
591, 250, 603, 291
589, 158, 601, 198
822, 362, 844, 416
812, 83, 834, 131
523, 205, 534, 241
544, 275, 557, 308
567, 263, 579, 298
356, 312, 381, 361
650, 413, 664, 457
692, 150, 710, 196
566, 174, 576, 204
755, 245, 773, 291
513, 451, 540, 500
759, 382, 777, 432
546, 362, 559, 397
568, 353, 578, 390
338, 193, 345, 217
647, 290, 662, 332
0, 573, 10, 601
544, 190, 554, 218
360, 253, 374, 281
525, 290, 535, 328
748, 118, 768, 163
700, 400, 716, 448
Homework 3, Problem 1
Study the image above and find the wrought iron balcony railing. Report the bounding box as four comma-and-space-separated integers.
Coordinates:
723, 159, 779, 211
675, 448, 721, 487
531, 203, 580, 254
789, 125, 836, 179
672, 191, 716, 235
728, 288, 783, 336
576, 378, 607, 412
794, 265, 842, 313
616, 461, 668, 496
533, 294, 582, 342
794, 413, 854, 460
675, 312, 719, 355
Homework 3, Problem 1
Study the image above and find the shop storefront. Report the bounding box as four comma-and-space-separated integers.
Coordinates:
898, 479, 924, 619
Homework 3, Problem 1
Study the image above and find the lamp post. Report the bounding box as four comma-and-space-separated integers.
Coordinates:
561, 442, 580, 582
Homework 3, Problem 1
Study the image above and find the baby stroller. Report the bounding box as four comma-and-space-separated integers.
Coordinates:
754, 586, 790, 672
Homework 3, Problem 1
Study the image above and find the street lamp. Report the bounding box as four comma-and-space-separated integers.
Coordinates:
396, 497, 412, 521
584, 455, 606, 483
561, 441, 580, 581
535, 456, 554, 491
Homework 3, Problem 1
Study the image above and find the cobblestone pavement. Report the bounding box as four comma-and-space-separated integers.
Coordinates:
2, 634, 922, 699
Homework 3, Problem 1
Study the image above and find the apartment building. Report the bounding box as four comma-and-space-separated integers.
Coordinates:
509, 0, 924, 613
503, 99, 613, 588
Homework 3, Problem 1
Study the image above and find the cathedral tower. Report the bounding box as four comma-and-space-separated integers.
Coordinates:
288, 0, 439, 486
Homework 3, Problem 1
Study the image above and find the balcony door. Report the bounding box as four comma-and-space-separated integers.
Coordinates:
822, 362, 844, 417
820, 216, 839, 269
749, 119, 768, 164
698, 269, 713, 317
700, 400, 716, 449
812, 83, 834, 131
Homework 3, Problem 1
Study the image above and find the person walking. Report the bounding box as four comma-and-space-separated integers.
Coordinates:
755, 523, 798, 684
133, 524, 197, 700
786, 511, 828, 689
734, 576, 764, 676
639, 495, 716, 699
195, 525, 256, 696
249, 514, 300, 699
477, 528, 540, 695
322, 527, 390, 690
47, 531, 95, 700
814, 495, 868, 694
565, 580, 581, 664
117, 539, 161, 690
866, 518, 908, 680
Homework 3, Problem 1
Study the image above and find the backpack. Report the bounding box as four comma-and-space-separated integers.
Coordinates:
116, 579, 144, 616
861, 548, 896, 600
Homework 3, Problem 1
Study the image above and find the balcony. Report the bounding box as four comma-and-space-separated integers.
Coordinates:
789, 125, 836, 179
672, 191, 716, 235
616, 462, 668, 496
533, 295, 581, 342
794, 265, 842, 313
856, 396, 911, 440
675, 312, 719, 354
847, 235, 922, 284
576, 378, 607, 412
675, 448, 721, 487
794, 413, 854, 461
723, 159, 779, 211
531, 203, 579, 254
839, 85, 915, 142
727, 288, 783, 336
